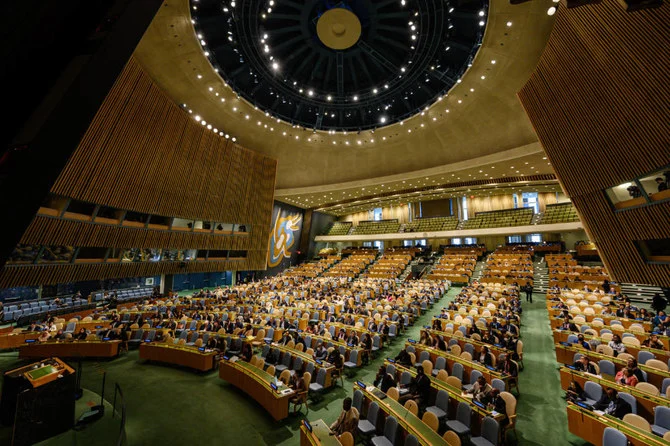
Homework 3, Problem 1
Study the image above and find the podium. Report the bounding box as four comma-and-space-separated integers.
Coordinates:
1, 357, 76, 446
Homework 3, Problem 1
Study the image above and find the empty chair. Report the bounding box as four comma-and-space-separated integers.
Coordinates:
425, 389, 449, 421
583, 381, 603, 406
432, 356, 447, 377
275, 353, 292, 374
400, 371, 413, 387
602, 427, 628, 446
64, 322, 76, 334
387, 387, 399, 401
463, 369, 483, 392
264, 328, 274, 343
371, 415, 397, 446
422, 411, 439, 432
470, 416, 499, 446
128, 329, 144, 348
371, 335, 381, 357
292, 357, 304, 373
308, 368, 327, 401
404, 399, 418, 416
436, 370, 449, 382
622, 413, 651, 432
422, 359, 433, 376
344, 350, 359, 376
647, 359, 669, 371
446, 376, 462, 389
491, 378, 505, 392
415, 351, 430, 367
451, 362, 464, 381
339, 432, 353, 446
635, 382, 660, 396
388, 324, 397, 340
445, 401, 472, 438
618, 392, 637, 414
358, 402, 380, 439
464, 343, 475, 356
386, 363, 396, 377
305, 361, 315, 378
353, 389, 364, 415
651, 406, 670, 437
598, 359, 616, 376
443, 431, 461, 445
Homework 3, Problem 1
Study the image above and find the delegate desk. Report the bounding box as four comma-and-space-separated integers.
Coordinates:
19, 339, 121, 359
299, 419, 342, 446
554, 343, 670, 389
406, 341, 513, 391
356, 382, 449, 446
558, 366, 668, 424
270, 343, 337, 387
0, 331, 40, 350
421, 328, 513, 360
552, 330, 670, 362
219, 358, 295, 421
567, 403, 667, 446
139, 342, 217, 371
385, 361, 505, 429
550, 319, 663, 345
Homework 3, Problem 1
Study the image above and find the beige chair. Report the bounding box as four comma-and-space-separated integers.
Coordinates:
450, 345, 462, 357
130, 323, 140, 330
601, 333, 613, 342
305, 348, 314, 357
635, 382, 660, 396
266, 365, 275, 376
436, 370, 449, 382
422, 359, 434, 376
86, 334, 98, 341
295, 343, 304, 352
622, 413, 651, 432
408, 352, 416, 365
617, 352, 634, 362
279, 370, 291, 385
460, 351, 472, 361
664, 431, 670, 442
291, 371, 310, 414
500, 391, 518, 440
446, 376, 462, 389
404, 399, 418, 416
286, 340, 295, 349
422, 411, 439, 432
622, 337, 641, 347
646, 359, 669, 371
517, 340, 524, 369
387, 387, 399, 401
596, 344, 614, 356
256, 358, 265, 370
443, 430, 461, 445
338, 432, 353, 446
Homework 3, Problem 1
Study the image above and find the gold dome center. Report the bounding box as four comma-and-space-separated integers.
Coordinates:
316, 8, 362, 50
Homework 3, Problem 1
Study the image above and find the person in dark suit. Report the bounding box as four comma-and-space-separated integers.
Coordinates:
497, 355, 519, 378
478, 346, 494, 366
523, 282, 533, 303
593, 388, 632, 420
486, 389, 508, 426
573, 356, 597, 374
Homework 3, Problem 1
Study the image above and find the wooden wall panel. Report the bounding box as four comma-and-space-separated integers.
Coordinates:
1, 57, 276, 287
518, 2, 670, 287
518, 2, 670, 196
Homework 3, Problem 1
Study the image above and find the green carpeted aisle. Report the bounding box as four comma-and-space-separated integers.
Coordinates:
514, 292, 588, 446
0, 287, 594, 445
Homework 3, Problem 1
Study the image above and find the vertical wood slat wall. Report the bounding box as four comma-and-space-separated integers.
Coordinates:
518, 2, 670, 287
1, 57, 276, 287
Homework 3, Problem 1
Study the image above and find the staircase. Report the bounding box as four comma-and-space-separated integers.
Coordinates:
533, 260, 549, 294
619, 283, 665, 306
471, 260, 487, 282
531, 213, 543, 225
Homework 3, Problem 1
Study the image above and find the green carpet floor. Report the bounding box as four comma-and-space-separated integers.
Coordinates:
0, 288, 593, 445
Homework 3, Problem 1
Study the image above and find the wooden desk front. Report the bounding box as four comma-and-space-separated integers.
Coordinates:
567, 404, 667, 446
552, 330, 670, 362
219, 359, 294, 421
558, 367, 667, 424
19, 340, 120, 359
554, 343, 670, 389
139, 342, 217, 371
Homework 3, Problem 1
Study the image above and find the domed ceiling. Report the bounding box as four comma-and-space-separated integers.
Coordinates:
191, 0, 488, 131
134, 0, 558, 211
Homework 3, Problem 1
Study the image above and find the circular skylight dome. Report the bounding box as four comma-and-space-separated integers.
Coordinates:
192, 0, 488, 131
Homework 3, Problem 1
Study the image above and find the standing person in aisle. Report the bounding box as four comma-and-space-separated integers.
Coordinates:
524, 281, 533, 303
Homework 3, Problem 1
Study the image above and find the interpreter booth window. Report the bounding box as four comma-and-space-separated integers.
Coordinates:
636, 238, 670, 264
522, 192, 539, 213
373, 241, 384, 251
507, 235, 522, 244
373, 207, 383, 221
525, 234, 542, 243
403, 240, 414, 247
462, 197, 468, 220
451, 238, 462, 245
464, 237, 477, 245
607, 167, 670, 210
362, 242, 373, 247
